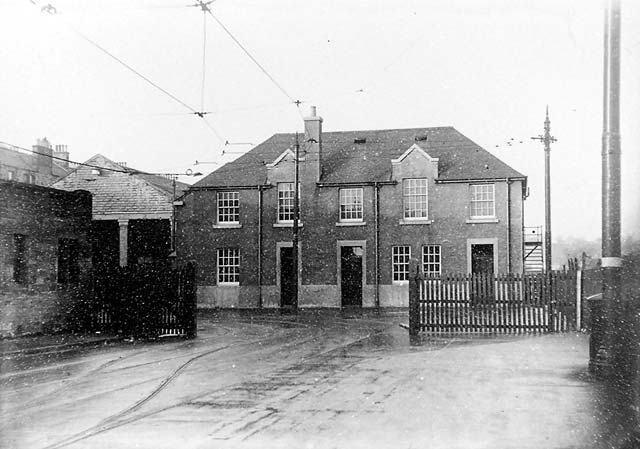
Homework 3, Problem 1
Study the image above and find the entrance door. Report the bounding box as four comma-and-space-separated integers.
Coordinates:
471, 244, 495, 304
471, 244, 494, 275
280, 247, 296, 309
341, 246, 363, 308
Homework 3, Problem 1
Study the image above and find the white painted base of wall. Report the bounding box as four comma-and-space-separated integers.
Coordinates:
197, 283, 409, 308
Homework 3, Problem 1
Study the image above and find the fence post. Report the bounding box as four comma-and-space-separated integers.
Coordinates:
184, 261, 198, 339
409, 258, 420, 337
576, 268, 583, 331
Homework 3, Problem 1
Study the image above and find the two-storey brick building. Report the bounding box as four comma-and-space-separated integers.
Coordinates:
176, 108, 527, 309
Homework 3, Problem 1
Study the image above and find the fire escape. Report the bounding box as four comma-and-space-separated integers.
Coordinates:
524, 226, 544, 273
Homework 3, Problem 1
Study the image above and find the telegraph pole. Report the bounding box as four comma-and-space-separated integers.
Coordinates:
291, 132, 300, 311
591, 0, 623, 378
531, 106, 556, 272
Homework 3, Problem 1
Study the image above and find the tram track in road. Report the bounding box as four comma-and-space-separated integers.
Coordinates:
37, 325, 323, 449
15, 315, 396, 449
33, 321, 381, 449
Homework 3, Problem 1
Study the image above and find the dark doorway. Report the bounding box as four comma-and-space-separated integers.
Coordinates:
471, 243, 495, 305
91, 220, 119, 273
471, 244, 495, 275
341, 246, 363, 308
128, 219, 171, 266
280, 247, 296, 309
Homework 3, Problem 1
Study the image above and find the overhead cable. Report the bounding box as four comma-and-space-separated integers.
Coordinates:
204, 8, 294, 102
30, 0, 226, 143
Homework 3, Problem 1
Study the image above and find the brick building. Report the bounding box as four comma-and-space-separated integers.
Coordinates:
52, 154, 189, 271
0, 181, 92, 337
0, 138, 73, 186
176, 108, 527, 309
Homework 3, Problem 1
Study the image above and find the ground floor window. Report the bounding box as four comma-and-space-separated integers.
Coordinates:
217, 248, 240, 284
392, 246, 410, 281
422, 245, 441, 275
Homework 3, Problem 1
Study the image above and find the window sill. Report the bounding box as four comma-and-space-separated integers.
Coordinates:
399, 219, 433, 225
218, 282, 240, 287
392, 280, 409, 285
466, 218, 499, 224
273, 222, 304, 228
336, 221, 366, 227
213, 223, 242, 229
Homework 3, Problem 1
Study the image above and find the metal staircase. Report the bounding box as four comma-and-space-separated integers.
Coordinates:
524, 226, 544, 273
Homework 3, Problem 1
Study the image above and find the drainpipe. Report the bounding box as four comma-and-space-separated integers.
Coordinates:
506, 178, 512, 273
374, 182, 380, 309
257, 186, 264, 308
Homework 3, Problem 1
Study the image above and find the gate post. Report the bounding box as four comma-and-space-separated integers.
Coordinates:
184, 261, 198, 339
409, 258, 420, 337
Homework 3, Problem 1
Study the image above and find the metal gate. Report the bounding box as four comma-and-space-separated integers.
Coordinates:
91, 261, 197, 338
409, 271, 577, 335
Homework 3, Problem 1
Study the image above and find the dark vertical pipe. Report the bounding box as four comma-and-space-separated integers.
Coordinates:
292, 132, 300, 311
592, 0, 623, 377
506, 178, 512, 273
374, 183, 380, 309
257, 186, 263, 308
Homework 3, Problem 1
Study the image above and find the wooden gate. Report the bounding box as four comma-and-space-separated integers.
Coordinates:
409, 270, 577, 334
91, 262, 197, 338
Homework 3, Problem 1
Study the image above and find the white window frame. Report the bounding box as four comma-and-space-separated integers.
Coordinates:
422, 245, 441, 275
392, 246, 411, 283
217, 248, 240, 285
217, 191, 239, 224
470, 184, 495, 219
339, 188, 364, 222
403, 178, 428, 220
277, 182, 296, 223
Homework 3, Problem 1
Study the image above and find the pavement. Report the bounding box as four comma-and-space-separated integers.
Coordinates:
1, 309, 638, 449
0, 331, 122, 358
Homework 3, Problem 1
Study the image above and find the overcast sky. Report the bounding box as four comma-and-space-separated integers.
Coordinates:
1, 0, 638, 241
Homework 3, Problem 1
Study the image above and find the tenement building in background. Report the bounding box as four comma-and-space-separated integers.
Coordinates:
0, 138, 73, 186
177, 108, 527, 309
0, 181, 92, 337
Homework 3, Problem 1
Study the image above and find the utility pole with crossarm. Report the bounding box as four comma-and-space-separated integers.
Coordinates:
531, 106, 557, 272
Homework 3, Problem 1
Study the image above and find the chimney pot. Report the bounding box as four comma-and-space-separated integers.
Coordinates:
309, 106, 317, 117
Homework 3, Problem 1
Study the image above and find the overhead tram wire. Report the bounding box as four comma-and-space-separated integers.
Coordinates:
201, 4, 305, 120
31, 0, 226, 144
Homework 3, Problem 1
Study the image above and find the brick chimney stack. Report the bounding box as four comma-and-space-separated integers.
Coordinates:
33, 137, 53, 175
303, 106, 323, 182
54, 144, 70, 168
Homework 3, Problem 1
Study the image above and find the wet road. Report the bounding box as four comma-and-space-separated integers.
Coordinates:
0, 311, 634, 448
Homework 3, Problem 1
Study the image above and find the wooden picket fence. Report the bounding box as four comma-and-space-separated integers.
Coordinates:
409, 271, 578, 334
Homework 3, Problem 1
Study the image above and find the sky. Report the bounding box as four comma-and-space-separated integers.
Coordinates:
1, 0, 638, 242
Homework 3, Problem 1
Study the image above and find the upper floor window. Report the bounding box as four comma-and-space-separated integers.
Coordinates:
470, 184, 495, 218
13, 234, 27, 284
217, 191, 239, 224
422, 245, 441, 275
403, 178, 428, 219
217, 248, 240, 284
277, 182, 295, 222
392, 245, 411, 282
339, 188, 363, 222
7, 170, 15, 181
24, 173, 36, 184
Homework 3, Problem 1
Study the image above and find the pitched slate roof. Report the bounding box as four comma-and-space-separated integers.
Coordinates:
52, 154, 189, 218
195, 126, 525, 188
